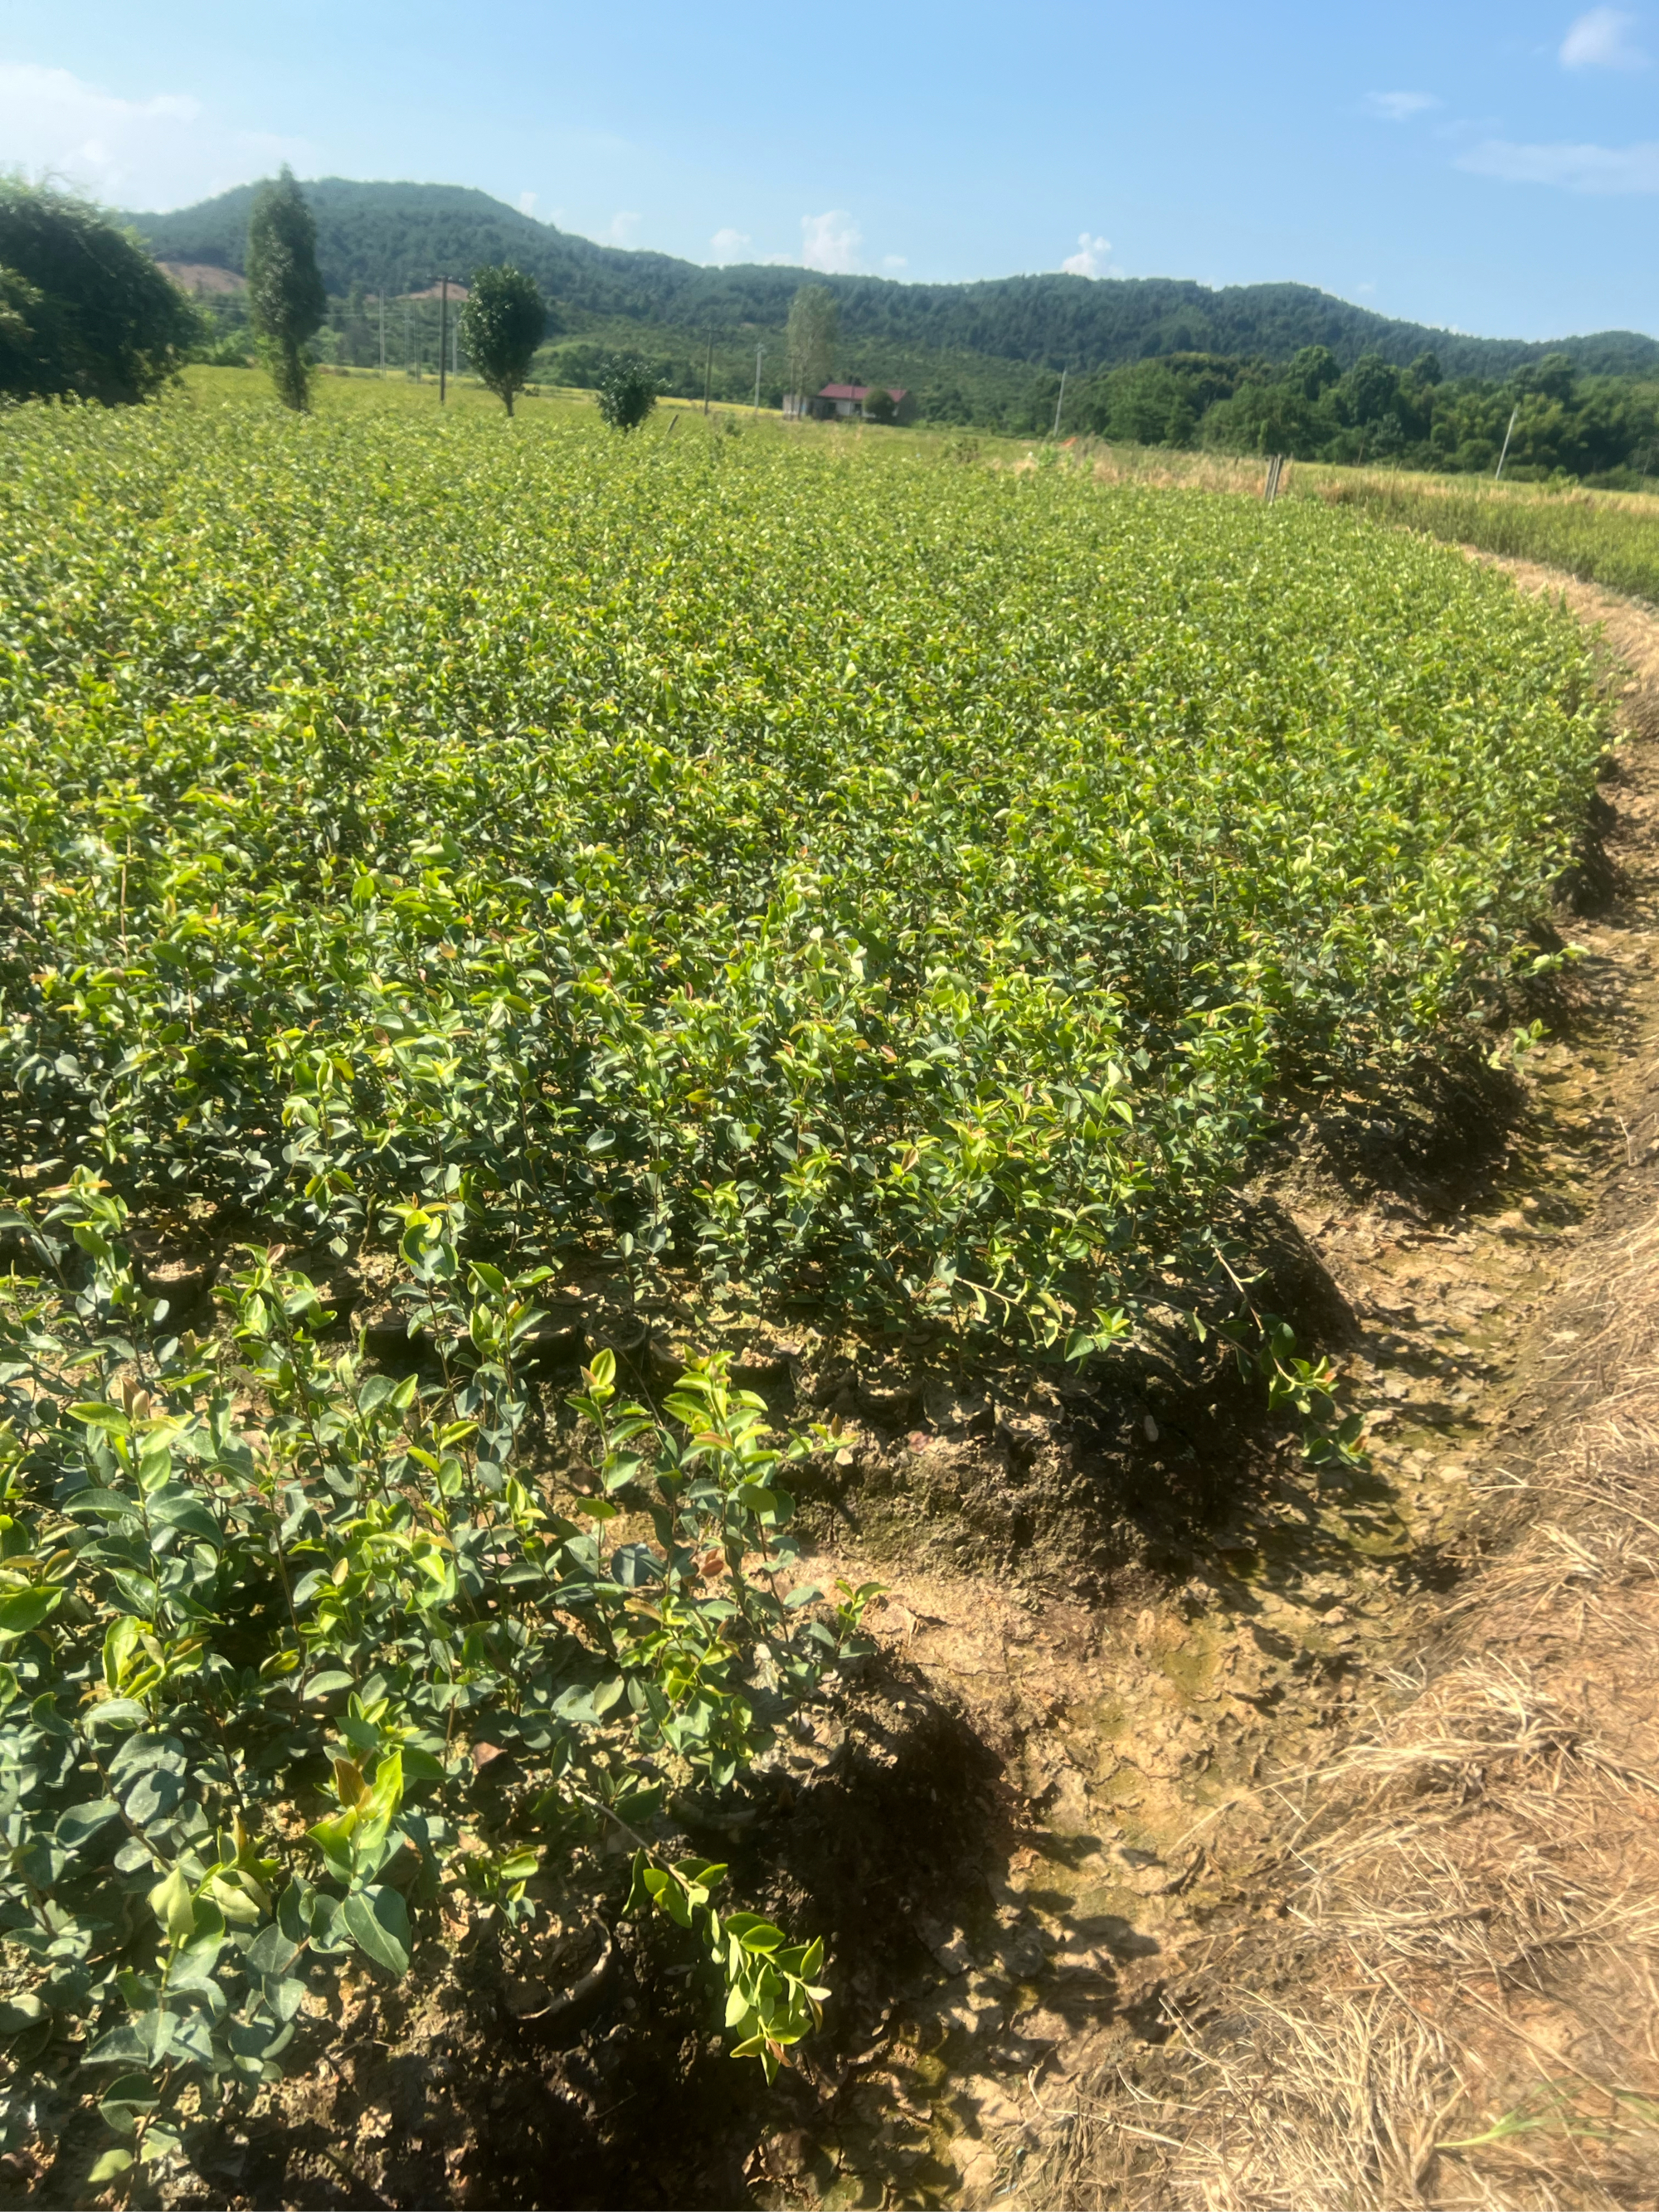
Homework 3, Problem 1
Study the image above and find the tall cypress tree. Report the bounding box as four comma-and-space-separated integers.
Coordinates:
246, 168, 324, 411
785, 285, 837, 408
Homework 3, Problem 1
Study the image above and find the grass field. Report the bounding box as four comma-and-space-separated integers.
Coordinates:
1313, 468, 1659, 605
0, 375, 1614, 2176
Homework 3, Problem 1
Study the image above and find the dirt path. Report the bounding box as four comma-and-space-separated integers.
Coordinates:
755, 566, 1659, 2212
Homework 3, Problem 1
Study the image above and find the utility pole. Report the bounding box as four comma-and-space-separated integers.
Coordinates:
1495, 404, 1519, 480
378, 286, 386, 377
1051, 366, 1068, 440
439, 277, 450, 406
754, 344, 764, 415
703, 327, 715, 415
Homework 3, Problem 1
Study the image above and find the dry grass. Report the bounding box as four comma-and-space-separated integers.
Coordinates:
1078, 442, 1283, 498
1071, 443, 1659, 518
996, 438, 1287, 496
1324, 469, 1659, 522
1019, 1116, 1659, 2207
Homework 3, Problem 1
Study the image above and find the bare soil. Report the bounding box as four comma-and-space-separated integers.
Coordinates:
155, 264, 248, 297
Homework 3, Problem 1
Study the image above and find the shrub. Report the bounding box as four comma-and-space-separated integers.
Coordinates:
596, 352, 664, 432
0, 1176, 864, 2175
0, 183, 197, 406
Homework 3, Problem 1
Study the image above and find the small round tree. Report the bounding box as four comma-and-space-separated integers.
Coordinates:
596, 352, 664, 433
0, 182, 198, 405
246, 167, 325, 412
862, 385, 898, 425
458, 265, 547, 416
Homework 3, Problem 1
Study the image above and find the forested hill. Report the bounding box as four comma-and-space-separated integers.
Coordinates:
127, 178, 1657, 380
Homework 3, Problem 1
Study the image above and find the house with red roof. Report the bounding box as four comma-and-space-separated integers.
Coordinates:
783, 382, 916, 424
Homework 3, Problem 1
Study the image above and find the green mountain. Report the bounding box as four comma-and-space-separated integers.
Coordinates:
127, 177, 1659, 382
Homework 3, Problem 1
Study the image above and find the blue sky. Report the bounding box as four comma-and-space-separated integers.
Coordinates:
2, 0, 1655, 339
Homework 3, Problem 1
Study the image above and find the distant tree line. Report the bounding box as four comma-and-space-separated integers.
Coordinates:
518, 323, 1658, 481
531, 319, 1016, 422
1065, 347, 1659, 485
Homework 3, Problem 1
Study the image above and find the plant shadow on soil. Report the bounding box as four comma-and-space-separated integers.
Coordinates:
105, 1670, 1008, 2210
782, 1039, 1535, 1600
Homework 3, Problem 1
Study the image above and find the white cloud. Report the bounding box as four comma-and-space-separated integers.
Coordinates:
1365, 90, 1440, 119
709, 226, 751, 258
800, 210, 861, 273
883, 253, 907, 270
1458, 135, 1659, 189
1560, 7, 1649, 68
0, 61, 311, 209
605, 210, 642, 246
518, 190, 538, 217
1061, 231, 1115, 278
